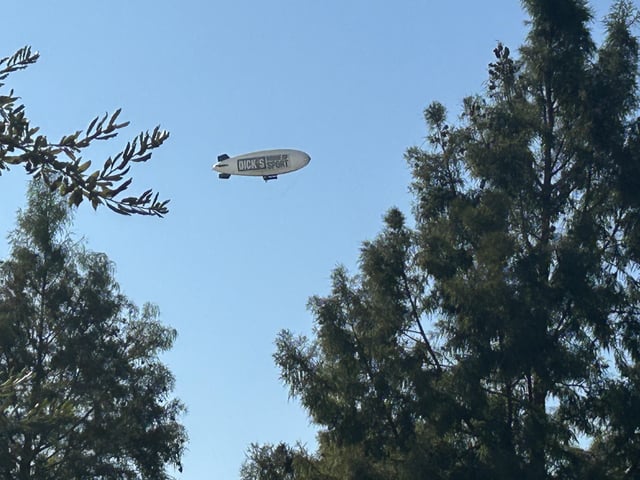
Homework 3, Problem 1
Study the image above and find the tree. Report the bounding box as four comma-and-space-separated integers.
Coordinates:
240, 443, 321, 480
248, 1, 640, 478
0, 180, 186, 479
272, 211, 470, 480
0, 47, 170, 216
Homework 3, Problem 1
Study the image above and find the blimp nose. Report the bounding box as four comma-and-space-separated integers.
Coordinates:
213, 162, 228, 172
303, 153, 311, 165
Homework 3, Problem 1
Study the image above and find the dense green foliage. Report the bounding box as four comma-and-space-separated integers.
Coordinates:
240, 443, 319, 480
0, 47, 170, 216
0, 182, 186, 479
242, 1, 640, 478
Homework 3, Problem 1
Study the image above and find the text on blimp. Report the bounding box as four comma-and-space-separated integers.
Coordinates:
237, 154, 290, 172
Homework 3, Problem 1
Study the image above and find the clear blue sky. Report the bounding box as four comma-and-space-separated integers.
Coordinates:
0, 1, 615, 478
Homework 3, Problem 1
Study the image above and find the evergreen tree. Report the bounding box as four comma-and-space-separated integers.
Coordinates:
240, 443, 320, 480
0, 47, 169, 216
0, 181, 186, 479
245, 1, 640, 478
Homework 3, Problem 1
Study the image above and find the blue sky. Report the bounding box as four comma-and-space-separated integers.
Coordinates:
0, 1, 615, 478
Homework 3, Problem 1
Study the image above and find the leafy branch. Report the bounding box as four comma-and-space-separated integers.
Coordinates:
0, 46, 170, 216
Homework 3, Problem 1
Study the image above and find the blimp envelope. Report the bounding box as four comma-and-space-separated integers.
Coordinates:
213, 149, 310, 181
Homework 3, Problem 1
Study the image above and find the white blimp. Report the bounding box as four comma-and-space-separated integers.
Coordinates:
213, 148, 310, 181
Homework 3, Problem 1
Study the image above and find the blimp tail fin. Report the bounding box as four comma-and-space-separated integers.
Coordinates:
217, 154, 230, 162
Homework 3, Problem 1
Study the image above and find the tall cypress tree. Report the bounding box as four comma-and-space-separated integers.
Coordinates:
0, 181, 186, 479
247, 1, 640, 479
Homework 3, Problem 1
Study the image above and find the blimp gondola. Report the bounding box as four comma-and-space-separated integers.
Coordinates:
213, 149, 310, 181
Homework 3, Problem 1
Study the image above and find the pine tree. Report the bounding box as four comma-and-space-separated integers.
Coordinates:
0, 181, 186, 479
248, 1, 640, 478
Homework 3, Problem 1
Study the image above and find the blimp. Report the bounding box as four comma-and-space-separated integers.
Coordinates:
213, 148, 310, 181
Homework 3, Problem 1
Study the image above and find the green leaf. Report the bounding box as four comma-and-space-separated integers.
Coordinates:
69, 188, 83, 206
77, 160, 91, 173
